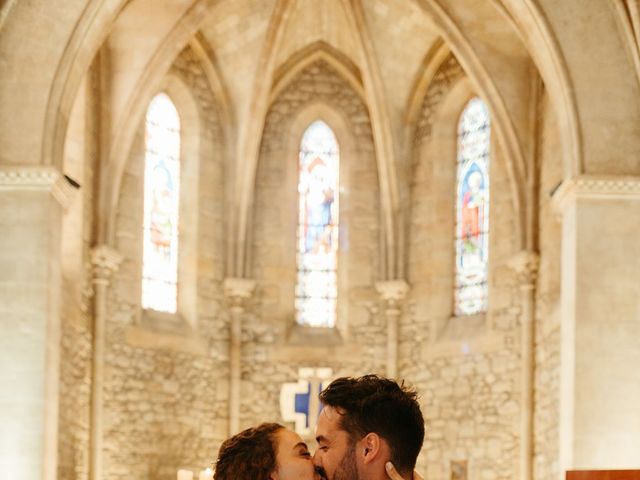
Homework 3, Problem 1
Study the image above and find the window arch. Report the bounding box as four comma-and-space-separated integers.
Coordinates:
141, 93, 181, 313
454, 97, 490, 315
295, 120, 340, 327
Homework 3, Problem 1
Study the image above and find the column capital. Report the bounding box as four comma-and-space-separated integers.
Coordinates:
507, 250, 539, 288
91, 245, 123, 285
375, 279, 410, 305
223, 277, 256, 307
0, 165, 77, 209
552, 175, 640, 216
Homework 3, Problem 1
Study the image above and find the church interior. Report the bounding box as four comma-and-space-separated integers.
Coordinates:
1, 0, 640, 479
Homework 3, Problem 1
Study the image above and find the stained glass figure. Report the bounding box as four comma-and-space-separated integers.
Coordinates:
295, 121, 340, 327
454, 97, 490, 315
141, 93, 181, 313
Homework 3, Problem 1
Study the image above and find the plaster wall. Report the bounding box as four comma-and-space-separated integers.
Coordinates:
561, 194, 640, 469
0, 187, 64, 480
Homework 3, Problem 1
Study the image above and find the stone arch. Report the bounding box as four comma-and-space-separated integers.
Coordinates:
113, 72, 204, 327
242, 43, 375, 281
252, 59, 379, 338
412, 1, 532, 249
103, 38, 229, 246
407, 46, 526, 250
265, 102, 359, 335
38, 0, 221, 174
407, 51, 465, 153
270, 40, 365, 104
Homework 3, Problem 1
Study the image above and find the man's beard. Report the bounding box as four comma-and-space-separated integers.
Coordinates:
332, 441, 359, 480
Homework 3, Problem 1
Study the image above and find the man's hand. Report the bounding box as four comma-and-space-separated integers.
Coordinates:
385, 462, 423, 480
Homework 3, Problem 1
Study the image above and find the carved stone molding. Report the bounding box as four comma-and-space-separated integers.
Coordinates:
376, 279, 409, 303
90, 245, 123, 286
375, 280, 410, 314
552, 175, 640, 215
0, 166, 76, 209
507, 251, 540, 288
223, 277, 256, 307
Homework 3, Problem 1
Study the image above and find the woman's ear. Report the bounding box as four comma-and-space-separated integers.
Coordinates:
360, 433, 382, 464
269, 470, 280, 480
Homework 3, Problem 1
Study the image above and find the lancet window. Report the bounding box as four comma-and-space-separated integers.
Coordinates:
295, 121, 340, 327
454, 97, 490, 315
141, 93, 181, 313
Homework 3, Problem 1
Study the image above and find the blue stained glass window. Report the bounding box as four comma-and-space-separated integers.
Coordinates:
295, 121, 340, 327
455, 98, 490, 315
141, 93, 181, 313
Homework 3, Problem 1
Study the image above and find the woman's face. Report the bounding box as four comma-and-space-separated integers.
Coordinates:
271, 428, 320, 480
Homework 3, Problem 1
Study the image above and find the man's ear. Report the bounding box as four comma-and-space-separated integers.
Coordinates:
359, 432, 382, 465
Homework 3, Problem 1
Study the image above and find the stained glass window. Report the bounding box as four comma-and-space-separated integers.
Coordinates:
141, 93, 181, 313
454, 97, 490, 315
295, 121, 340, 327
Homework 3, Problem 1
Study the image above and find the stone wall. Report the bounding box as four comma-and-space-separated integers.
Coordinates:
533, 92, 562, 480
57, 72, 96, 480
402, 61, 522, 479
246, 59, 387, 430
78, 47, 563, 480
102, 47, 229, 480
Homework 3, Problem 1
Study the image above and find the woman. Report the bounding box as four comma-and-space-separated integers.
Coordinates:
214, 423, 320, 480
213, 422, 423, 480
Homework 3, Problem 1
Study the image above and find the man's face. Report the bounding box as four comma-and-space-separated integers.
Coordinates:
313, 406, 360, 480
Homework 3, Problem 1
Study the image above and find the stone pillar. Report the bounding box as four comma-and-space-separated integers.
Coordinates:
553, 176, 640, 471
375, 280, 409, 378
88, 245, 122, 480
0, 166, 74, 480
223, 277, 255, 435
508, 251, 539, 480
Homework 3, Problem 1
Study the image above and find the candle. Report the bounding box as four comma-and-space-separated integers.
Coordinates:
199, 467, 213, 480
177, 470, 193, 480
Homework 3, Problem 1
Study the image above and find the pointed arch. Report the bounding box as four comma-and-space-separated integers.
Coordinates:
405, 38, 450, 128
270, 40, 365, 103
411, 0, 527, 249
103, 26, 231, 247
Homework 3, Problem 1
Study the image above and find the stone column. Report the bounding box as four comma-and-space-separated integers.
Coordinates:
375, 280, 409, 378
508, 251, 539, 480
553, 175, 640, 471
0, 166, 75, 480
223, 277, 255, 435
89, 245, 122, 480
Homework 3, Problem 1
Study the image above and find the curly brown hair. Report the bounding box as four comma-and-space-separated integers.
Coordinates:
213, 423, 284, 480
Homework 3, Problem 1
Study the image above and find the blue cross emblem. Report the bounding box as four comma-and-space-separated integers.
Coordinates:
294, 382, 323, 428
280, 368, 332, 437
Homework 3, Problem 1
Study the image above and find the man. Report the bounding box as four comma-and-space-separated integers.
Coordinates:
313, 375, 425, 480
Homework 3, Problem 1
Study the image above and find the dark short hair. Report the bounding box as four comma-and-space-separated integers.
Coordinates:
319, 375, 425, 474
214, 423, 283, 480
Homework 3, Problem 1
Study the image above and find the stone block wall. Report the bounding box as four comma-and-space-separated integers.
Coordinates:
102, 47, 229, 480
66, 45, 565, 480
402, 60, 522, 480
246, 59, 387, 430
